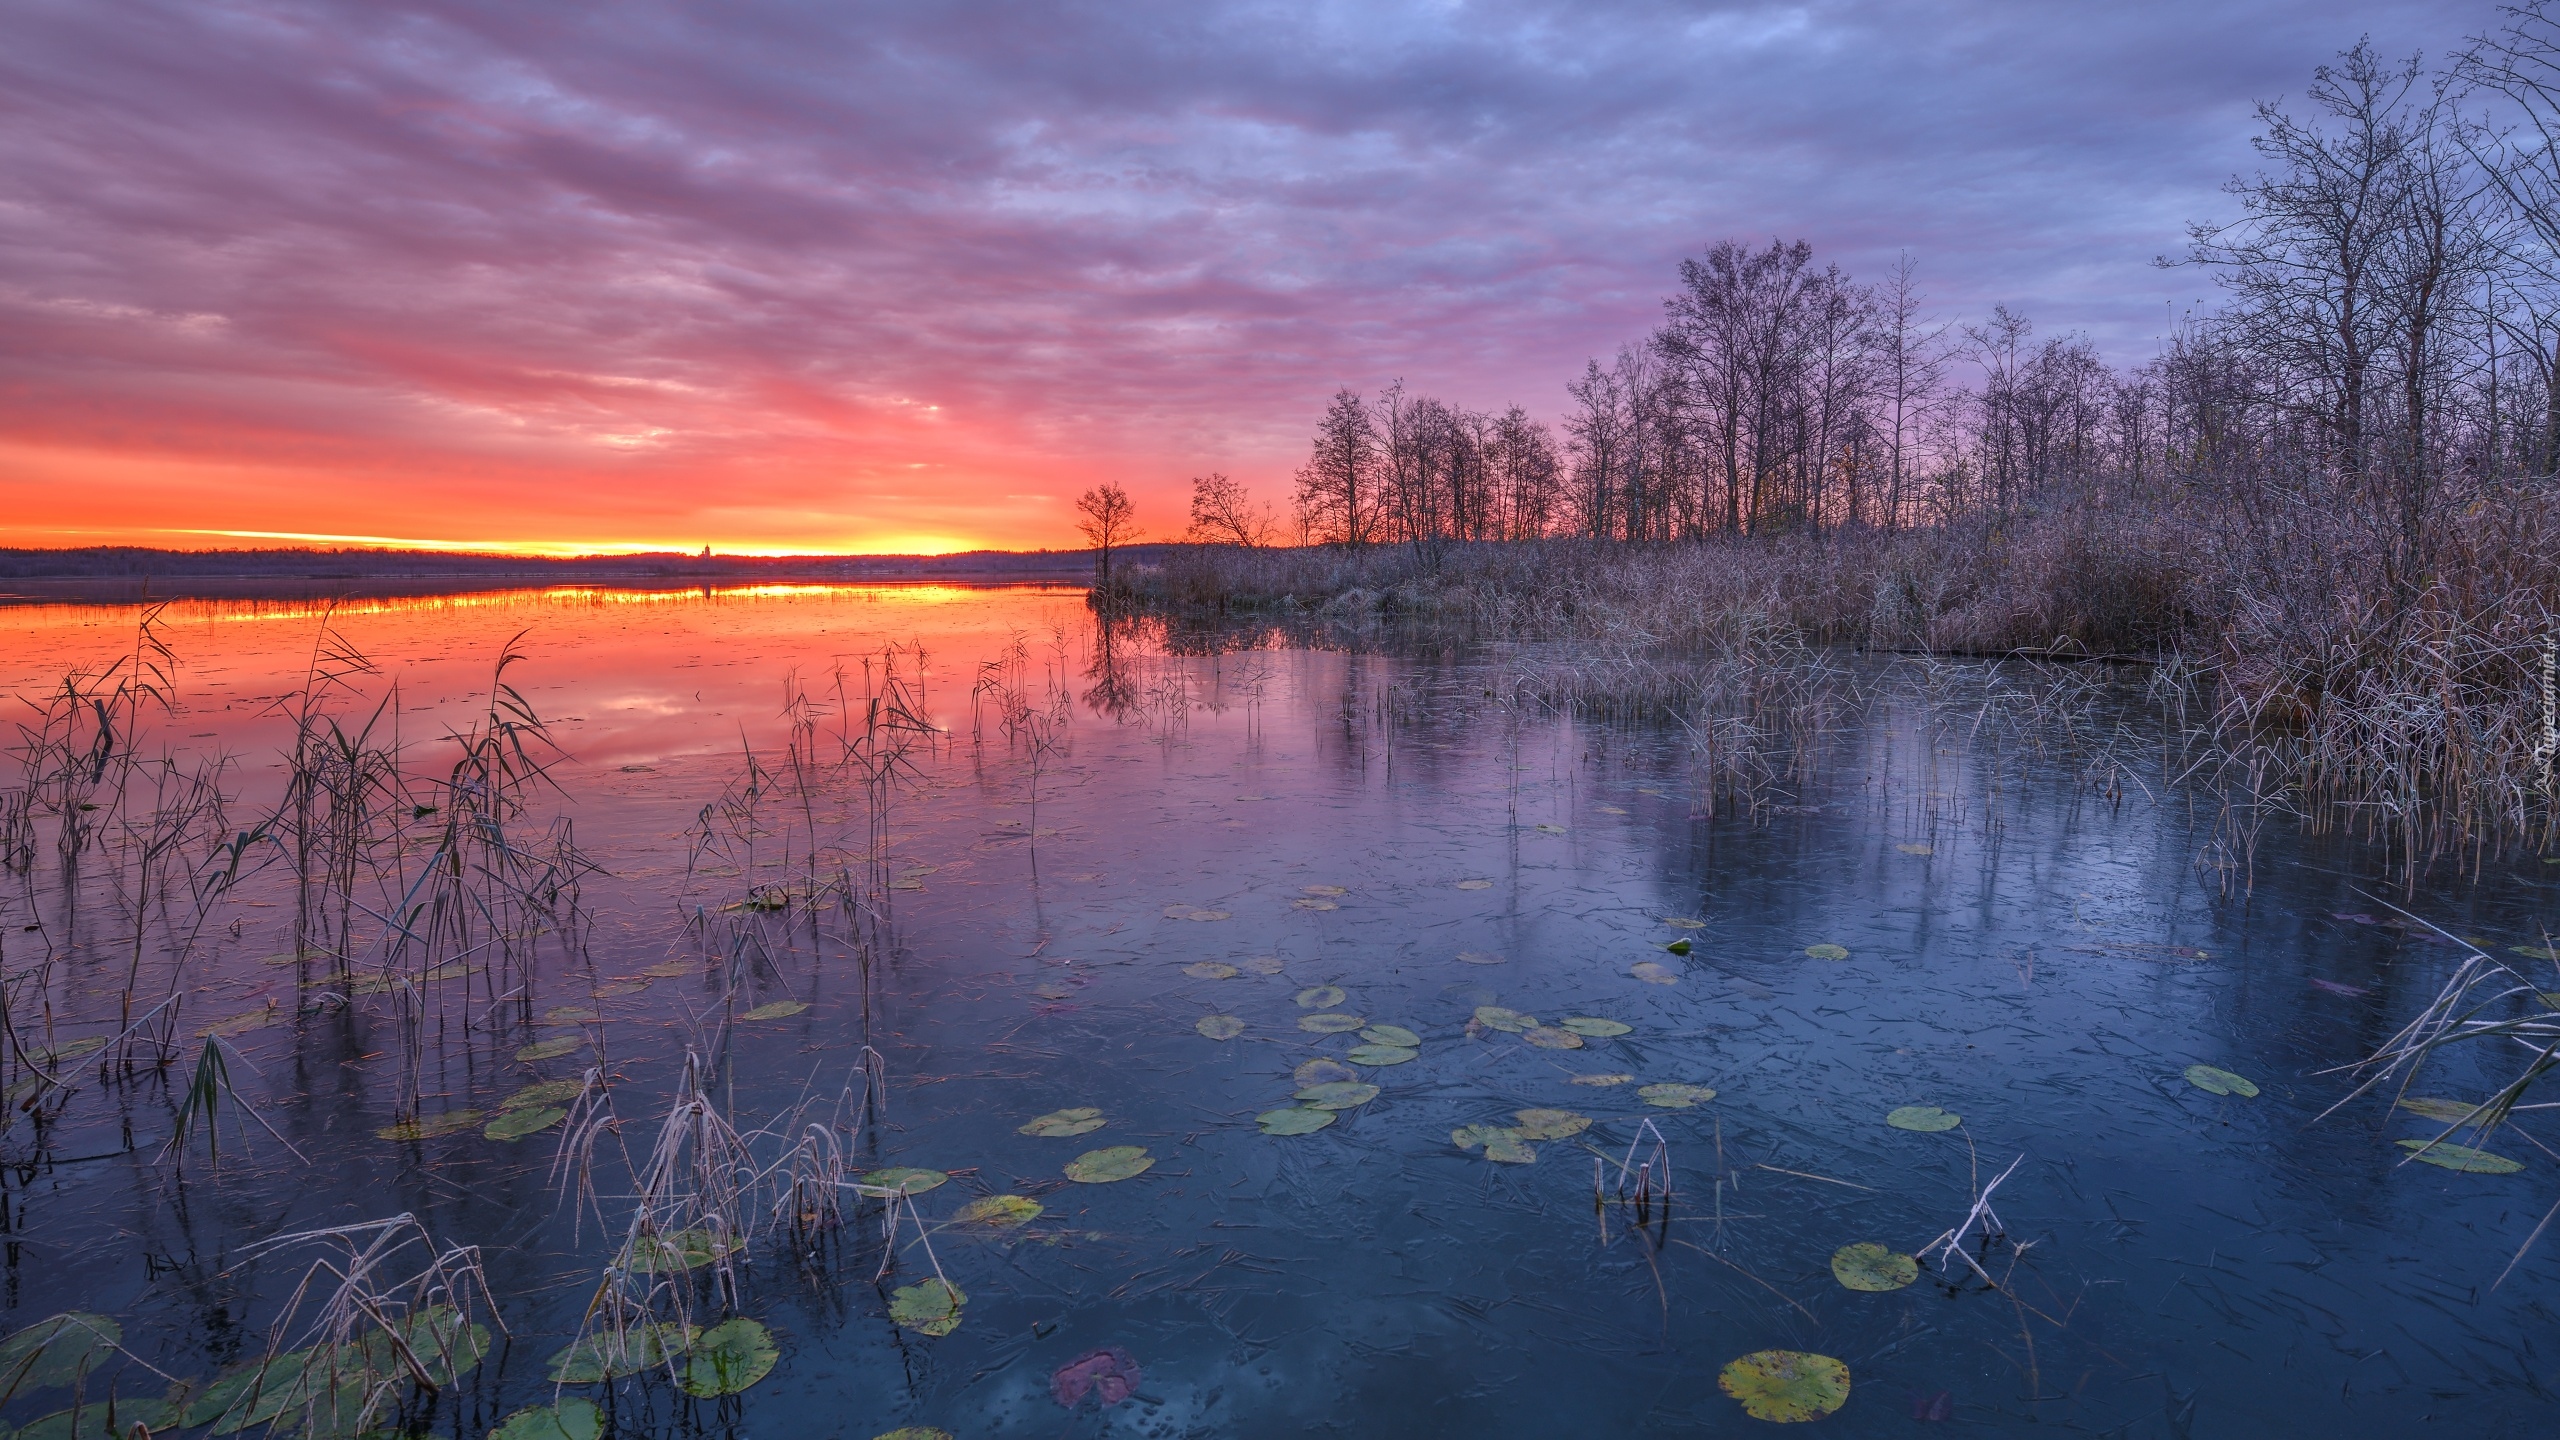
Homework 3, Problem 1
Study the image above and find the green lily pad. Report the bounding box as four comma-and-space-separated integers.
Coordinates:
541, 1007, 599, 1026
1638, 1083, 1717, 1108
681, 1317, 780, 1394
1513, 1109, 1590, 1140
1804, 944, 1850, 961
1886, 1105, 1961, 1132
1456, 879, 1493, 890
1664, 917, 1706, 930
1299, 1013, 1365, 1034
1897, 842, 1934, 856
2184, 1064, 2259, 1097
1452, 1124, 1534, 1163
1359, 1024, 1421, 1048
376, 1110, 484, 1142
0, 1314, 121, 1392
1303, 884, 1347, 896
1295, 1082, 1379, 1109
1184, 962, 1238, 979
1019, 1107, 1106, 1138
546, 1322, 696, 1382
514, 1038, 583, 1062
620, 1227, 742, 1273
1629, 961, 1679, 984
2511, 944, 2560, 960
1473, 1006, 1535, 1032
860, 1168, 948, 1196
1455, 950, 1505, 965
2397, 1139, 2524, 1173
1345, 1044, 1419, 1066
950, 1195, 1043, 1230
1522, 1026, 1584, 1049
500, 1079, 586, 1111
1257, 1106, 1337, 1135
1064, 1146, 1153, 1183
873, 1431, 954, 1440
1664, 938, 1692, 956
1831, 1243, 1919, 1292
491, 1399, 606, 1440
1570, 1073, 1633, 1087
485, 1106, 565, 1141
1196, 1015, 1245, 1040
188, 1353, 311, 1431
2397, 1096, 2489, 1123
1719, 1349, 1850, 1422
886, 1278, 967, 1338
19, 1395, 179, 1440
1296, 986, 1346, 1009
1295, 1058, 1358, 1086
740, 1000, 808, 1021
1559, 1017, 1632, 1038
641, 959, 695, 978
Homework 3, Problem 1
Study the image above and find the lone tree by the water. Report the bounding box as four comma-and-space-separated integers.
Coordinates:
1075, 482, 1139, 586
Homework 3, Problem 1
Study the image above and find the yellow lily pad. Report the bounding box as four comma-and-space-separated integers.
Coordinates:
1300, 1013, 1365, 1034
1184, 962, 1238, 979
1831, 1242, 1919, 1291
1019, 1107, 1105, 1138
1513, 1109, 1589, 1140
1718, 1349, 1850, 1422
1804, 944, 1850, 961
1196, 1015, 1245, 1040
1296, 986, 1346, 1009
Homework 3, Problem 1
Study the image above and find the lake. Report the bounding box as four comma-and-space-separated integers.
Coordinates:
2, 581, 2554, 1438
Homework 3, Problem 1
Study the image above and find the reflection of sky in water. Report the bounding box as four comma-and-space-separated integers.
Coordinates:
3, 587, 2557, 1436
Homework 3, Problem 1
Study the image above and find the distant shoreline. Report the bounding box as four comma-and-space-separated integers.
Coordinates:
0, 543, 1172, 604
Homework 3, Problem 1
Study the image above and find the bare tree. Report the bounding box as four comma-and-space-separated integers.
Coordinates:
1074, 483, 1138, 588
1293, 389, 1378, 546
1186, 473, 1272, 547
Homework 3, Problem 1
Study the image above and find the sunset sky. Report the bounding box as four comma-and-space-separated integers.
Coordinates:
0, 0, 2477, 555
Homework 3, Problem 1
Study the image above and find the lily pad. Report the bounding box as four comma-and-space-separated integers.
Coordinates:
951, 1195, 1044, 1230
1896, 842, 1934, 856
2397, 1139, 2524, 1173
1560, 1017, 1632, 1038
541, 1007, 598, 1026
2511, 944, 2560, 960
1360, 1024, 1421, 1048
620, 1227, 742, 1273
1195, 1015, 1245, 1040
1535, 823, 1567, 835
189, 1352, 312, 1432
1065, 1146, 1153, 1183
1629, 961, 1680, 984
1019, 1107, 1106, 1138
1241, 956, 1287, 974
1293, 898, 1338, 911
2184, 1064, 2259, 1097
885, 1280, 965, 1339
2397, 1096, 2490, 1123
1452, 1124, 1535, 1164
1257, 1106, 1337, 1135
491, 1400, 606, 1440
1295, 1058, 1358, 1086
1718, 1349, 1850, 1422
641, 959, 695, 978
739, 1000, 807, 1022
872, 1431, 953, 1440
546, 1322, 697, 1382
1570, 1073, 1634, 1087
0, 1314, 121, 1392
514, 1038, 583, 1062
1295, 1082, 1379, 1109
1513, 1109, 1590, 1140
1886, 1105, 1961, 1132
501, 1079, 586, 1111
1303, 885, 1347, 896
1473, 1006, 1535, 1032
199, 1007, 278, 1039
681, 1317, 779, 1395
1638, 1083, 1717, 1109
1831, 1243, 1919, 1292
1345, 1045, 1419, 1066
1455, 879, 1493, 890
485, 1106, 566, 1142
1050, 1346, 1142, 1408
1183, 962, 1238, 979
1664, 938, 1692, 956
1522, 1026, 1584, 1049
20, 1395, 180, 1440
376, 1110, 484, 1142
860, 1168, 948, 1196
1664, 916, 1706, 930
1296, 986, 1346, 1009
1299, 1013, 1365, 1034
1455, 950, 1506, 965
1804, 944, 1850, 961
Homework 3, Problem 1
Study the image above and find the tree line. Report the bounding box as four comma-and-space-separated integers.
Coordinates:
1189, 10, 2560, 561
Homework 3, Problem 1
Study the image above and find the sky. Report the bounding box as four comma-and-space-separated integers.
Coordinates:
0, 0, 2491, 555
